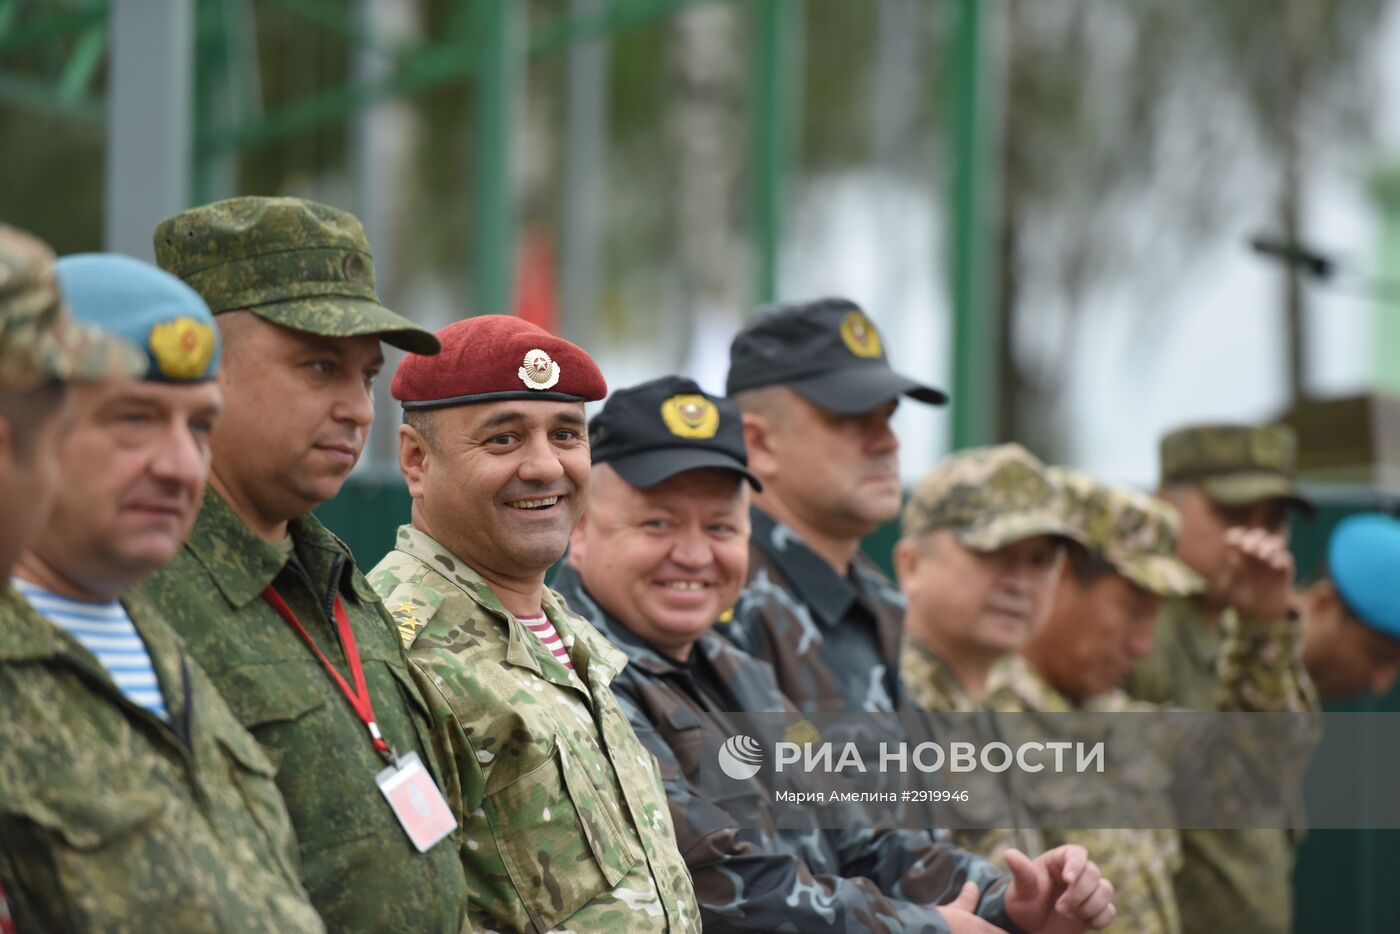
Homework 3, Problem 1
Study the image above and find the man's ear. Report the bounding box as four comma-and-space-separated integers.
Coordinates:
741, 412, 779, 483
399, 424, 430, 498
892, 536, 920, 589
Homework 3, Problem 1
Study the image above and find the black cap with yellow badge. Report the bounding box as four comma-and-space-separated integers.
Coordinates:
589, 375, 761, 490
725, 296, 947, 414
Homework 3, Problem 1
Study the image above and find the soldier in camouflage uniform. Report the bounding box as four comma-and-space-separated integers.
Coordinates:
725, 298, 949, 714
0, 243, 324, 931
1123, 424, 1316, 934
369, 318, 700, 932
996, 470, 1204, 934
559, 377, 1118, 933
137, 198, 472, 932
1011, 467, 1317, 934
893, 444, 1075, 862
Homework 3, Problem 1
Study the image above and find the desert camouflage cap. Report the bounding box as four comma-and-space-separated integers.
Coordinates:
152, 196, 439, 355
903, 443, 1080, 551
1051, 467, 1203, 598
0, 224, 144, 392
1159, 423, 1312, 512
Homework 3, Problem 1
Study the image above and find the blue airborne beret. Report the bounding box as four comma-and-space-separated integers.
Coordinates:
1329, 513, 1400, 641
55, 253, 220, 382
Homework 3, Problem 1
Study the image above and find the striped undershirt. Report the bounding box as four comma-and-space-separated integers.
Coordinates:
14, 579, 169, 720
517, 612, 574, 671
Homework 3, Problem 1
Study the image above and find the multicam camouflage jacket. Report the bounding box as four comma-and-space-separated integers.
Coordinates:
1124, 597, 1318, 934
988, 657, 1182, 934
726, 508, 907, 714
138, 491, 471, 933
553, 565, 1022, 933
369, 525, 700, 934
0, 586, 324, 932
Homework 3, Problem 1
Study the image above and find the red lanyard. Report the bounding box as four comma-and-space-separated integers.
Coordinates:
262, 585, 394, 764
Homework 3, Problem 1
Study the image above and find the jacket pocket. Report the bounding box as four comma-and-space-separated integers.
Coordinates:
212, 712, 306, 884
6, 787, 165, 851
485, 737, 641, 931
3, 786, 170, 926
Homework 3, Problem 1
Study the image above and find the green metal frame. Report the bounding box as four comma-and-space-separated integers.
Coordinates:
947, 0, 998, 449
2, 0, 990, 446
750, 0, 800, 303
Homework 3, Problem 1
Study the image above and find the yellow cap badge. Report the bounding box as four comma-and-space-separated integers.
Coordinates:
661, 394, 720, 439
148, 317, 216, 380
518, 348, 561, 390
839, 310, 882, 359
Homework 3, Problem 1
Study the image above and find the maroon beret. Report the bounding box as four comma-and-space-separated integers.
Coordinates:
392, 314, 607, 409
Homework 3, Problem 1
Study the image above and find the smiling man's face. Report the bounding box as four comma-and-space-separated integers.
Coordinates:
404, 399, 591, 581
569, 465, 750, 660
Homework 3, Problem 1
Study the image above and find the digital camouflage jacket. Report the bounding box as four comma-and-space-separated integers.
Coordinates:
0, 586, 324, 933
138, 491, 471, 933
1124, 598, 1318, 934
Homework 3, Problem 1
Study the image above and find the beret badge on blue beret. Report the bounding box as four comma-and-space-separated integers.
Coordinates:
149, 316, 217, 381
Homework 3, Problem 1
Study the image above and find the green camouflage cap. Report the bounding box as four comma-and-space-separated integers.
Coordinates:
903, 443, 1081, 551
1158, 422, 1311, 512
152, 196, 439, 355
0, 224, 145, 392
1051, 467, 1203, 598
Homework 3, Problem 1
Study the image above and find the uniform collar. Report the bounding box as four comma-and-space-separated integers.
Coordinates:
185, 487, 369, 608
393, 525, 628, 686
749, 507, 857, 627
0, 585, 193, 736
0, 585, 72, 661
904, 638, 980, 712
989, 655, 1073, 712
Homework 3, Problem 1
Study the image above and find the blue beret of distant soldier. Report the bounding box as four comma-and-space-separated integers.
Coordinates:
56, 253, 220, 382
1329, 513, 1400, 641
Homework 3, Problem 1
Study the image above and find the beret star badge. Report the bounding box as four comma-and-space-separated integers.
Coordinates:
661, 394, 720, 439
518, 348, 561, 390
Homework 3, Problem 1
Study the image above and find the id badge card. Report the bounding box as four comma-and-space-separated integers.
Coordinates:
376, 751, 457, 853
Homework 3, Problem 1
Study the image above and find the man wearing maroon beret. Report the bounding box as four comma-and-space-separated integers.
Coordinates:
367, 315, 700, 933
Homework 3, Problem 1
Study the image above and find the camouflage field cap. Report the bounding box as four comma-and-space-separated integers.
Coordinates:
153, 196, 439, 355
0, 224, 144, 392
1051, 467, 1203, 598
902, 443, 1080, 551
1158, 422, 1312, 513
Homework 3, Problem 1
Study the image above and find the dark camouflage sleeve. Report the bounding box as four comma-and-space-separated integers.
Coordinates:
610, 686, 1018, 933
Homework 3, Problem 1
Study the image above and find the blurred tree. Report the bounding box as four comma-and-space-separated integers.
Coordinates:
1186, 0, 1386, 403
991, 0, 1384, 457
667, 0, 745, 371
